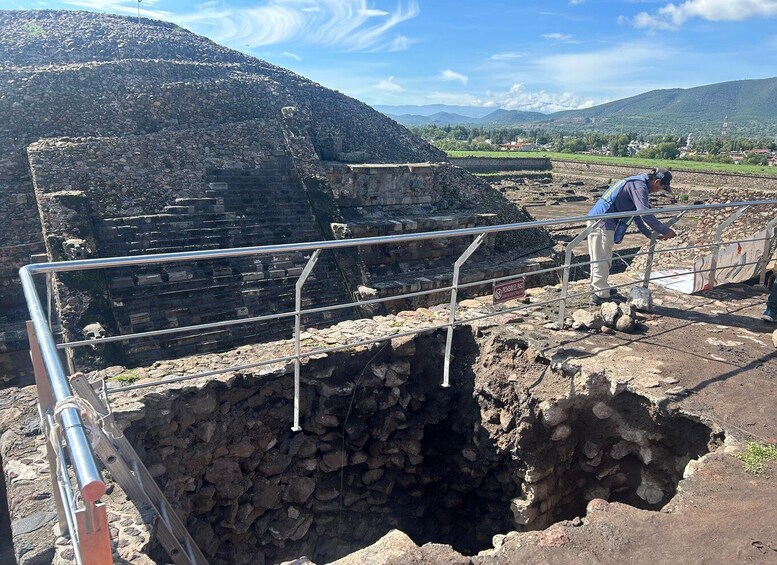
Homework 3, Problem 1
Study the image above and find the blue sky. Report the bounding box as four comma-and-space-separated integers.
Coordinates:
3, 0, 777, 113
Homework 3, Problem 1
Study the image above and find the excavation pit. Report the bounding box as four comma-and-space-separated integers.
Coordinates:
116, 328, 722, 564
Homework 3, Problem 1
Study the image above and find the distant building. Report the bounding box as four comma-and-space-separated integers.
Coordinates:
626, 140, 650, 156
499, 141, 539, 152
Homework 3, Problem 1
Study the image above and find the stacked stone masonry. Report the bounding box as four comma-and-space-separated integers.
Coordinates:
22, 104, 553, 370
0, 9, 450, 380
0, 315, 714, 565
325, 162, 556, 308
633, 187, 777, 273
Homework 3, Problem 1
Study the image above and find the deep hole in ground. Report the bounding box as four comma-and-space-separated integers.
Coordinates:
123, 328, 722, 565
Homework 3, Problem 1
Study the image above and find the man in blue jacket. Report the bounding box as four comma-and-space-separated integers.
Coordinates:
587, 168, 677, 303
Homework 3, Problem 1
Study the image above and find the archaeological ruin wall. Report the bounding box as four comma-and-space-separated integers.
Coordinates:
25, 120, 350, 367
0, 10, 455, 381
25, 118, 555, 370
325, 163, 556, 308
632, 187, 777, 274
94, 324, 720, 565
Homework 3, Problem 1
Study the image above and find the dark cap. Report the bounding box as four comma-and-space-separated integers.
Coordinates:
654, 168, 672, 191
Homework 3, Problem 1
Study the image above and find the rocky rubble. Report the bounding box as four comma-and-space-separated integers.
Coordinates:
571, 301, 638, 333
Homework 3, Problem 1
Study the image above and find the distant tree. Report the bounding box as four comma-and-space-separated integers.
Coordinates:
609, 135, 630, 157
637, 141, 679, 160
449, 125, 469, 140
559, 137, 587, 153
742, 152, 769, 166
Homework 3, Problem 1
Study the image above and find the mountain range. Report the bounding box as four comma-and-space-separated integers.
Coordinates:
376, 77, 777, 137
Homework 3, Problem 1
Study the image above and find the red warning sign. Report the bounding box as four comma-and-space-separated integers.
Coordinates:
493, 277, 525, 304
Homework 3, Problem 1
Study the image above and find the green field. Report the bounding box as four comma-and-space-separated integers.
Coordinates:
447, 150, 777, 177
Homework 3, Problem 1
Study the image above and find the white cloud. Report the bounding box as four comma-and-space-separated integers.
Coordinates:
494, 83, 597, 112
281, 51, 302, 61
537, 42, 676, 91
542, 32, 573, 41
385, 35, 416, 52
440, 69, 469, 85
359, 8, 390, 17
569, 0, 585, 5
64, 0, 172, 19
303, 0, 420, 51
424, 91, 490, 106
72, 1, 421, 52
632, 0, 777, 30
487, 51, 526, 61
375, 76, 403, 91
422, 85, 595, 113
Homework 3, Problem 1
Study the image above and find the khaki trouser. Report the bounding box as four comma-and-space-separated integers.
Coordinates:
587, 222, 614, 298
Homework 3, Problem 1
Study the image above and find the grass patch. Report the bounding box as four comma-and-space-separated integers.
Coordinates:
110, 369, 141, 384
735, 441, 777, 475
447, 150, 777, 177
22, 22, 45, 38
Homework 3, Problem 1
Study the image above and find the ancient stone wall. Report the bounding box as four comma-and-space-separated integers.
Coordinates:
449, 157, 550, 173
551, 159, 777, 195
324, 163, 557, 307
326, 163, 439, 208
112, 329, 521, 564
26, 121, 358, 366
633, 187, 777, 272
1, 64, 441, 165
27, 119, 288, 217
93, 320, 716, 565
0, 140, 44, 382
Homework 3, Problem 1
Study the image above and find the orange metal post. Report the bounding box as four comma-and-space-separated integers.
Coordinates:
75, 502, 113, 565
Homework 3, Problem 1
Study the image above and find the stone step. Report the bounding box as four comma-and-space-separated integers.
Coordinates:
174, 197, 221, 206
344, 211, 499, 234
369, 253, 556, 298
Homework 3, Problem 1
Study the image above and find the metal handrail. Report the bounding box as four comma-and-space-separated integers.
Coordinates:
21, 201, 777, 275
20, 198, 777, 564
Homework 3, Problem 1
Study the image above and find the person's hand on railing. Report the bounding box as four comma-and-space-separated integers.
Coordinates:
659, 228, 677, 240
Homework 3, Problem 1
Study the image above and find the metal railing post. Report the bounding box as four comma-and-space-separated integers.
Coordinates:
643, 211, 686, 288
26, 321, 69, 535
642, 233, 658, 288
758, 217, 777, 287
46, 412, 82, 560
19, 267, 106, 503
46, 272, 53, 331
708, 206, 750, 290
558, 222, 597, 326
443, 233, 485, 387
292, 249, 321, 431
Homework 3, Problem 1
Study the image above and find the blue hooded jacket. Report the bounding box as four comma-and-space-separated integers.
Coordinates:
588, 174, 669, 239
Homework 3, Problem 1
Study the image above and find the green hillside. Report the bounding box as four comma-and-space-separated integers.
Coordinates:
395, 77, 777, 137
